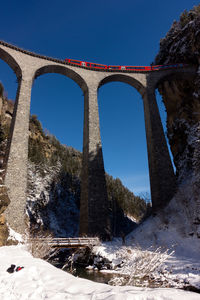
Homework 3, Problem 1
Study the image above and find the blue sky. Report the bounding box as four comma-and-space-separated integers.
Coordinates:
0, 0, 198, 197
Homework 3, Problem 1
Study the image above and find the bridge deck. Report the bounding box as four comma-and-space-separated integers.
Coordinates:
32, 237, 100, 248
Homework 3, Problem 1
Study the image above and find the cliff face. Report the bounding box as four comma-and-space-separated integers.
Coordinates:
155, 6, 200, 65
154, 5, 200, 236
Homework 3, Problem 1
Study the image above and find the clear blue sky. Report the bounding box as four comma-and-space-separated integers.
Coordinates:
0, 0, 198, 197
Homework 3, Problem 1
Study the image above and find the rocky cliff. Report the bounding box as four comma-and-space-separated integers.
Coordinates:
154, 5, 200, 237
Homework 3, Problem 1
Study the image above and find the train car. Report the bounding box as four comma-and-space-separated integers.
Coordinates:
64, 58, 82, 66
125, 66, 152, 71
87, 62, 107, 69
65, 58, 107, 69
108, 65, 121, 70
65, 58, 187, 71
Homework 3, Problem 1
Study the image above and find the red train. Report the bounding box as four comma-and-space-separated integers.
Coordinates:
64, 58, 186, 71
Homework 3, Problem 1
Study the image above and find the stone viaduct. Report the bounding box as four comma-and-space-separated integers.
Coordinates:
0, 41, 196, 239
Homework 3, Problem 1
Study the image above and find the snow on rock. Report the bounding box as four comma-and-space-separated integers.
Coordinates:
7, 227, 23, 243
0, 245, 199, 300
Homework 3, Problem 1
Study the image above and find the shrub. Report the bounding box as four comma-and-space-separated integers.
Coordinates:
25, 232, 54, 259
108, 246, 174, 287
30, 115, 45, 137
28, 138, 46, 164
180, 9, 190, 27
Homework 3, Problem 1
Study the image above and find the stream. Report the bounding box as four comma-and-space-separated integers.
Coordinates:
51, 261, 119, 284
72, 267, 119, 284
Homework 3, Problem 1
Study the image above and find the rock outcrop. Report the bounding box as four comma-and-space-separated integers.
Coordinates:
154, 5, 200, 236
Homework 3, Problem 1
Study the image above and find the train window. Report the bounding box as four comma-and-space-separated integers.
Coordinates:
86, 63, 91, 67
70, 60, 81, 64
81, 62, 86, 66
109, 66, 120, 70
126, 66, 138, 70
91, 64, 105, 68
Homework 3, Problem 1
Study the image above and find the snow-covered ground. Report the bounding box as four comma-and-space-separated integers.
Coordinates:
0, 245, 200, 300
3, 176, 200, 299
93, 214, 200, 292
94, 238, 200, 290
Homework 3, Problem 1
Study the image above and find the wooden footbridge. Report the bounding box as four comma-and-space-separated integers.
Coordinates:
33, 237, 100, 249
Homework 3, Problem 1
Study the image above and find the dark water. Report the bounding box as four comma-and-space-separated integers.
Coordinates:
51, 262, 117, 284
73, 267, 119, 284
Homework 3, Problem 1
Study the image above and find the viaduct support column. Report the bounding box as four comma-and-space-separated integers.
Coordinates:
142, 86, 176, 210
5, 73, 33, 233
80, 83, 111, 240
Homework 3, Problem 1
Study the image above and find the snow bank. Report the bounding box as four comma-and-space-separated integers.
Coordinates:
0, 245, 199, 300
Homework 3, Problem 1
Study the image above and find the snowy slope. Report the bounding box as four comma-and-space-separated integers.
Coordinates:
27, 162, 80, 237
0, 245, 199, 300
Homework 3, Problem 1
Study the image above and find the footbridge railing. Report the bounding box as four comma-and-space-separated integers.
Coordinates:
32, 237, 101, 248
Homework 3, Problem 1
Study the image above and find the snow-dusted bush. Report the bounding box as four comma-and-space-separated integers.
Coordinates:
25, 232, 54, 259
109, 246, 174, 287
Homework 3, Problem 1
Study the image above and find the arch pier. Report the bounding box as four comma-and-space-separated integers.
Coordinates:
80, 82, 110, 240
5, 73, 34, 233
0, 41, 195, 238
142, 81, 176, 209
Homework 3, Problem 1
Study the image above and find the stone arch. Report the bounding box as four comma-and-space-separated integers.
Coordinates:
98, 72, 176, 210
98, 73, 146, 96
97, 74, 150, 197
0, 47, 22, 79
34, 64, 88, 94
